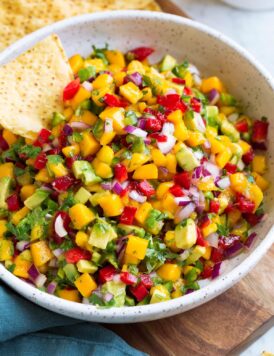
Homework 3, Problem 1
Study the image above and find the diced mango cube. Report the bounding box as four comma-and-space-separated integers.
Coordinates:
166, 153, 177, 174
99, 131, 116, 145
79, 132, 100, 157
133, 163, 158, 180
70, 87, 91, 109
123, 153, 150, 172
13, 255, 32, 278
135, 202, 152, 225
105, 50, 126, 67
99, 194, 124, 217
62, 144, 80, 158
75, 231, 89, 249
20, 185, 36, 201
215, 148, 232, 168
35, 168, 52, 183
96, 146, 114, 164
156, 182, 173, 199
69, 54, 84, 74
0, 162, 14, 179
252, 172, 269, 191
99, 107, 125, 134
92, 73, 113, 89
47, 163, 68, 177
74, 272, 97, 298
174, 121, 189, 141
120, 82, 143, 104
125, 235, 148, 260
201, 76, 224, 93
0, 220, 7, 238
202, 246, 212, 260
92, 158, 113, 179
248, 183, 263, 212
11, 207, 30, 225
164, 231, 180, 252
2, 129, 17, 146
122, 253, 140, 265
230, 173, 248, 194
186, 131, 206, 147
157, 263, 181, 282
58, 289, 81, 302
151, 148, 167, 167
252, 155, 266, 175
0, 240, 13, 261
30, 240, 53, 267
69, 203, 95, 229
202, 223, 217, 237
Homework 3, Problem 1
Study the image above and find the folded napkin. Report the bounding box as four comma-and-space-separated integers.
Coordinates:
0, 283, 146, 356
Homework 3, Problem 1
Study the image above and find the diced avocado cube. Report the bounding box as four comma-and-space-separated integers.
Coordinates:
117, 224, 145, 238
57, 267, 65, 279
24, 189, 49, 210
150, 285, 170, 304
205, 106, 220, 127
63, 263, 79, 282
176, 144, 199, 171
52, 112, 66, 127
175, 218, 197, 249
16, 171, 32, 186
125, 295, 135, 306
220, 120, 240, 142
101, 280, 126, 307
91, 251, 101, 264
89, 218, 117, 249
160, 54, 177, 72
220, 93, 236, 106
74, 187, 92, 204
185, 245, 206, 265
89, 191, 110, 206
76, 260, 98, 274
145, 209, 164, 235
0, 177, 12, 210
72, 160, 102, 185
92, 119, 104, 140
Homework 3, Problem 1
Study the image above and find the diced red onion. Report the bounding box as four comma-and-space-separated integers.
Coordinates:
82, 298, 90, 304
193, 74, 202, 86
245, 232, 257, 248
216, 176, 230, 189
162, 122, 175, 136
237, 159, 245, 171
138, 118, 147, 129
193, 112, 206, 133
212, 262, 222, 279
124, 72, 143, 87
45, 213, 53, 220
227, 113, 239, 122
104, 118, 113, 133
16, 241, 30, 252
42, 143, 52, 152
188, 64, 200, 76
35, 274, 47, 288
53, 248, 64, 258
208, 89, 220, 105
63, 124, 73, 136
121, 180, 129, 189
112, 274, 121, 282
82, 81, 93, 92
54, 214, 68, 238
144, 137, 151, 145
203, 161, 220, 178
193, 150, 204, 160
112, 182, 124, 195
47, 281, 57, 294
166, 88, 177, 95
179, 250, 190, 261
129, 190, 147, 203
40, 185, 54, 193
70, 121, 91, 130
175, 202, 195, 222
125, 125, 147, 138
192, 166, 203, 179
207, 232, 219, 248
224, 241, 243, 258
203, 140, 211, 149
101, 182, 112, 190
28, 264, 40, 280
174, 196, 191, 206
157, 135, 176, 154
103, 292, 114, 303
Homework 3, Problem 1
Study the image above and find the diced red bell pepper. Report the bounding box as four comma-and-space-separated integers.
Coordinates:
157, 94, 187, 113
224, 163, 237, 174
252, 119, 269, 143
172, 78, 186, 85
129, 282, 149, 302
219, 235, 240, 250
127, 47, 154, 61
34, 152, 48, 170
209, 200, 220, 214
138, 180, 155, 197
104, 93, 127, 108
0, 134, 9, 150
63, 78, 80, 101
190, 97, 202, 113
33, 129, 52, 147
6, 193, 20, 212
145, 117, 162, 132
114, 163, 128, 183
211, 247, 223, 263
243, 213, 263, 226
183, 87, 193, 96
169, 184, 184, 197
196, 227, 208, 247
64, 247, 91, 264
52, 176, 75, 192
174, 171, 191, 189
199, 215, 211, 229
140, 274, 153, 289
65, 155, 79, 169
242, 149, 254, 165
98, 265, 116, 284
235, 119, 249, 133
149, 133, 167, 142
119, 206, 137, 225
236, 195, 255, 213
144, 108, 166, 124
200, 265, 213, 279
120, 272, 137, 285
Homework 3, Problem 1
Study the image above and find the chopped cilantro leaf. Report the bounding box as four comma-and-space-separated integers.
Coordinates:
19, 145, 41, 159
78, 66, 96, 82
217, 223, 229, 236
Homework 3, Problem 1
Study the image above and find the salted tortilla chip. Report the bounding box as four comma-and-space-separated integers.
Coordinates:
0, 0, 161, 51
0, 34, 73, 138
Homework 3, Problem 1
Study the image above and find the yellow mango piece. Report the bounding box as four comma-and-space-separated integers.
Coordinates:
230, 173, 248, 194
20, 185, 36, 201
133, 164, 158, 180
81, 110, 98, 125
124, 153, 150, 172
62, 144, 80, 158
122, 253, 140, 265
141, 87, 152, 102
164, 231, 180, 252
252, 155, 266, 175
252, 172, 269, 191
92, 158, 113, 179
113, 72, 126, 87
156, 182, 173, 199
120, 82, 143, 104
75, 231, 89, 249
2, 129, 17, 146
106, 50, 126, 67
100, 131, 116, 145
31, 224, 44, 241
91, 86, 112, 106
99, 107, 125, 134
150, 285, 170, 303
69, 54, 84, 74
238, 140, 251, 154
84, 58, 105, 72
220, 106, 236, 115
51, 123, 63, 138
151, 148, 167, 167
197, 178, 217, 191
0, 240, 13, 261
47, 163, 68, 178
248, 183, 263, 212
58, 289, 81, 302
166, 153, 177, 174
79, 132, 100, 157
186, 131, 205, 147
202, 246, 212, 260
11, 207, 29, 225
202, 223, 217, 237
96, 146, 114, 165
174, 121, 189, 141
171, 289, 183, 299
127, 60, 145, 74
157, 263, 181, 282
135, 202, 152, 225
69, 203, 95, 229
208, 137, 226, 154
0, 220, 7, 238
70, 87, 91, 109
99, 194, 123, 217
13, 255, 32, 278
215, 148, 232, 168
74, 273, 97, 298
227, 209, 242, 227
184, 71, 193, 87
167, 110, 182, 124
92, 73, 113, 89
161, 193, 178, 216
63, 107, 74, 120
0, 162, 14, 179
31, 240, 53, 267
35, 168, 52, 183
201, 76, 224, 93
125, 235, 148, 260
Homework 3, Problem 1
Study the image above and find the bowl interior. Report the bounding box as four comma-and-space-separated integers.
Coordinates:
0, 11, 274, 322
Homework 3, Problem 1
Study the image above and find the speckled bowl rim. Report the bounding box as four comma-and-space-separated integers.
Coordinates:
0, 10, 274, 323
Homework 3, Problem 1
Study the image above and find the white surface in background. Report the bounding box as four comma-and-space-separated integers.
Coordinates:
172, 2, 274, 354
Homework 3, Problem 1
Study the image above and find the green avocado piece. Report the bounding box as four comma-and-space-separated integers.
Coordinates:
160, 54, 177, 72
185, 245, 206, 265
76, 260, 98, 274
220, 120, 240, 142
0, 177, 12, 210
117, 224, 145, 238
145, 209, 164, 235
63, 263, 79, 282
16, 171, 32, 186
24, 189, 49, 210
176, 144, 199, 171
205, 105, 220, 127
72, 160, 101, 185
175, 218, 197, 249
101, 280, 126, 307
89, 218, 117, 249
220, 93, 236, 106
74, 187, 92, 204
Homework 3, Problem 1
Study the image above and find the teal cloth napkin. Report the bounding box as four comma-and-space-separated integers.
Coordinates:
0, 283, 145, 356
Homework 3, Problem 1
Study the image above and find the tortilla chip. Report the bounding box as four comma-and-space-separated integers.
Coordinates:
0, 34, 73, 138
0, 0, 161, 51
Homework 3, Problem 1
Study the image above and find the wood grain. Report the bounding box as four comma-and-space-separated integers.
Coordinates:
108, 2, 274, 355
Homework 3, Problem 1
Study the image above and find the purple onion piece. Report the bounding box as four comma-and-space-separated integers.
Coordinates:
28, 264, 40, 281
47, 281, 57, 294
208, 89, 220, 105
212, 262, 222, 279
112, 182, 124, 195
103, 292, 114, 303
224, 241, 243, 258
124, 72, 143, 87
245, 232, 257, 248
63, 124, 73, 136
101, 182, 112, 191
138, 118, 147, 129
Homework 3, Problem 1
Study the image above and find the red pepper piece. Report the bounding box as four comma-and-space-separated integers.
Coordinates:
236, 195, 255, 213
120, 272, 137, 285
64, 247, 91, 264
252, 119, 269, 143
174, 171, 191, 189
129, 282, 149, 302
243, 213, 263, 226
34, 152, 48, 170
119, 206, 137, 225
219, 235, 240, 250
157, 94, 187, 113
65, 155, 80, 169
224, 162, 237, 174
145, 117, 162, 132
211, 247, 223, 263
200, 216, 211, 229
52, 176, 75, 192
242, 149, 254, 165
196, 227, 208, 247
172, 78, 186, 85
140, 274, 153, 289
6, 193, 20, 212
209, 200, 220, 214
127, 47, 154, 61
33, 128, 52, 147
63, 78, 80, 101
169, 184, 184, 197
190, 97, 202, 113
0, 134, 9, 150
235, 119, 249, 133
98, 265, 116, 284
183, 87, 193, 96
149, 133, 167, 142
104, 93, 127, 108
200, 265, 213, 279
143, 108, 166, 124
138, 180, 155, 197
114, 163, 128, 183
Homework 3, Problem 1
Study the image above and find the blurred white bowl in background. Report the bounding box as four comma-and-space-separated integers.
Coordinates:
221, 0, 274, 10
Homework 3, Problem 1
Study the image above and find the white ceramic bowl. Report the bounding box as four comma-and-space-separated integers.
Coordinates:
0, 10, 274, 323
221, 0, 274, 10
